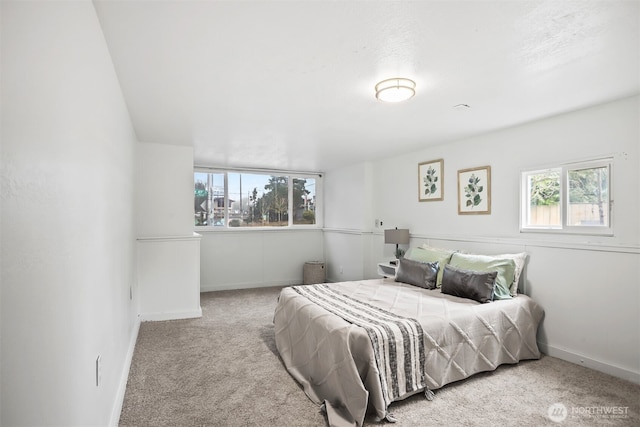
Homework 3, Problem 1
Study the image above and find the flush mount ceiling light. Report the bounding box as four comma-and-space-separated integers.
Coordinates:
375, 77, 416, 103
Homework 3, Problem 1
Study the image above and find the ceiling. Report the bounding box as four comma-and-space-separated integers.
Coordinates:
94, 0, 639, 173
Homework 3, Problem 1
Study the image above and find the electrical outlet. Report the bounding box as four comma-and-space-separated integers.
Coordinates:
96, 355, 102, 387
129, 285, 132, 300
339, 265, 343, 274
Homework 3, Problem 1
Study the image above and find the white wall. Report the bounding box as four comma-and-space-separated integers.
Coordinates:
324, 162, 374, 230
138, 236, 201, 320
324, 96, 640, 383
1, 1, 139, 425
323, 162, 378, 281
323, 230, 374, 282
135, 142, 194, 238
200, 229, 324, 291
135, 142, 201, 320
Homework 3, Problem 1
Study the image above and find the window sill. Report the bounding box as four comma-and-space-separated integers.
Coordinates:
195, 226, 321, 233
519, 227, 614, 237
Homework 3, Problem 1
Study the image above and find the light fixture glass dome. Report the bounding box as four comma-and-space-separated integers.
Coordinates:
375, 78, 416, 103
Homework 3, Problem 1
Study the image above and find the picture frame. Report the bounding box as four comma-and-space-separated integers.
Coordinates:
457, 165, 491, 214
418, 159, 444, 202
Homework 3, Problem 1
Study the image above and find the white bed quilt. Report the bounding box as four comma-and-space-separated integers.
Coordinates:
274, 278, 544, 427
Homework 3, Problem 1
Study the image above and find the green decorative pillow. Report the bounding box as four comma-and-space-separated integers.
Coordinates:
405, 246, 455, 287
448, 252, 516, 300
493, 252, 527, 296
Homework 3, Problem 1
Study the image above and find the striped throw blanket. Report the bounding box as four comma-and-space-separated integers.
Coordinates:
292, 284, 426, 408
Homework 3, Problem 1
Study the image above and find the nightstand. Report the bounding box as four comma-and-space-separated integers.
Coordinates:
377, 262, 397, 278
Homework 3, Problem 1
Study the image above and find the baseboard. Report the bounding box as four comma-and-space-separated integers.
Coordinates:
200, 280, 300, 293
139, 307, 202, 322
539, 341, 640, 385
109, 315, 141, 427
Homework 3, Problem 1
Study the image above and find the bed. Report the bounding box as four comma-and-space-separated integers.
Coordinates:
274, 249, 544, 427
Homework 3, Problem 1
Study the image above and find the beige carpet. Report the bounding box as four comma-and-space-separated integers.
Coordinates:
119, 286, 639, 426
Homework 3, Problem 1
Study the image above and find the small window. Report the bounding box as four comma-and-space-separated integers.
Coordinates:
194, 169, 320, 229
521, 158, 612, 235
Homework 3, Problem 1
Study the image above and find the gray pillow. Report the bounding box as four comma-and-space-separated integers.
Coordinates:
441, 264, 497, 303
395, 258, 439, 290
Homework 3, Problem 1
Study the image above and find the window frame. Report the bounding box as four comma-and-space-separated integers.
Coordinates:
194, 167, 323, 230
520, 157, 613, 236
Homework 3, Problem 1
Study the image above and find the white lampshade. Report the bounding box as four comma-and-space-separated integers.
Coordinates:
375, 78, 416, 103
384, 228, 410, 245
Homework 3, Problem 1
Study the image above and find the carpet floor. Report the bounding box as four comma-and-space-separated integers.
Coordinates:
119, 286, 639, 426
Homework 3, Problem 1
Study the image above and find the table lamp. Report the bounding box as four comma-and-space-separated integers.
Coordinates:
384, 227, 410, 262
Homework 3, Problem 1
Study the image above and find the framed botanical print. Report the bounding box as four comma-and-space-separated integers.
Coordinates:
418, 159, 444, 202
458, 165, 491, 214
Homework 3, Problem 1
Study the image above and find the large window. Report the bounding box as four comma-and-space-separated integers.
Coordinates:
521, 158, 612, 235
194, 169, 320, 228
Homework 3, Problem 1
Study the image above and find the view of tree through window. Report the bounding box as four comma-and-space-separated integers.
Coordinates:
293, 178, 316, 225
526, 169, 561, 227
194, 171, 317, 228
568, 166, 609, 226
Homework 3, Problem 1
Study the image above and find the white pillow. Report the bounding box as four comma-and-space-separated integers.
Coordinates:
420, 243, 456, 252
